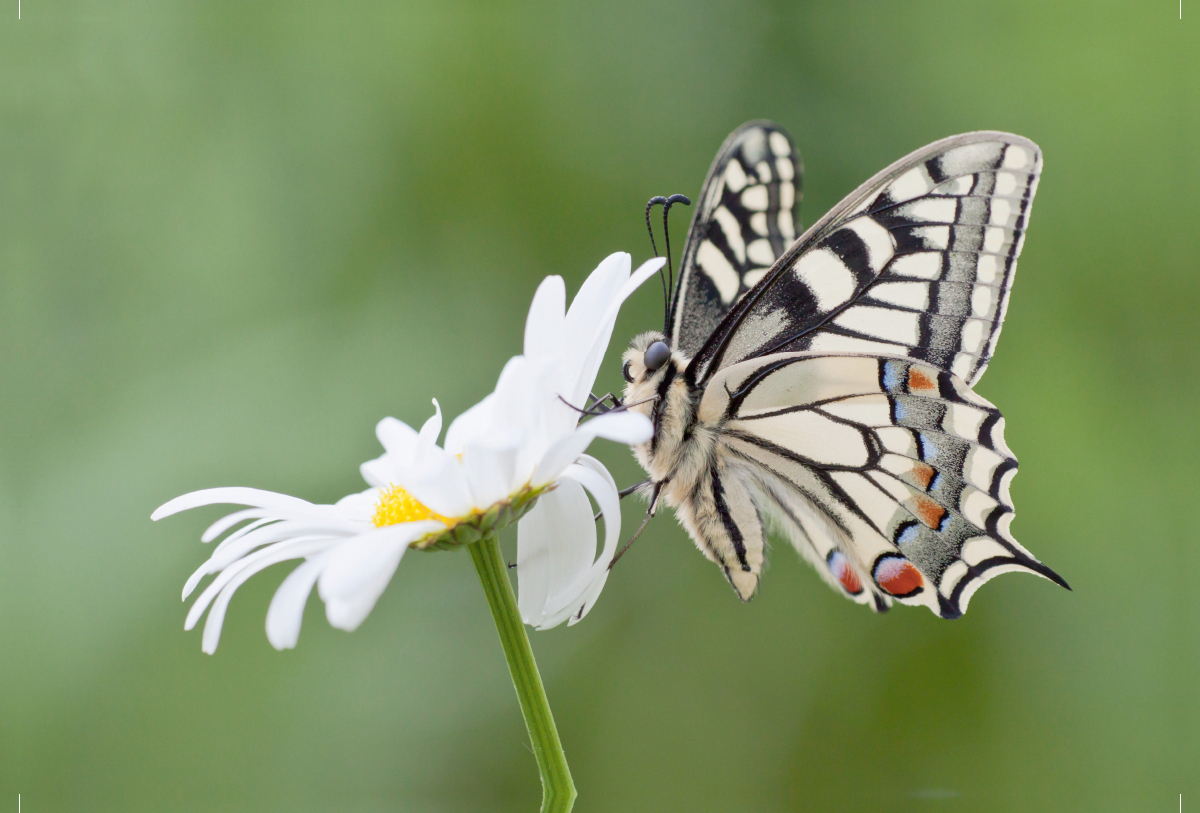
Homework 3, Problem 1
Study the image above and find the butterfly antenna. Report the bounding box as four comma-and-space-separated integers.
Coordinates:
661, 194, 691, 331
645, 196, 670, 329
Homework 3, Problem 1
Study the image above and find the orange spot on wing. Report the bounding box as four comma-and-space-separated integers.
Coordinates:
875, 557, 924, 597
907, 367, 937, 394
912, 495, 947, 528
827, 550, 863, 595
838, 566, 862, 594
910, 462, 935, 490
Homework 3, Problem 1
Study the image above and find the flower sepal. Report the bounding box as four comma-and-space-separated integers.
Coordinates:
415, 484, 548, 552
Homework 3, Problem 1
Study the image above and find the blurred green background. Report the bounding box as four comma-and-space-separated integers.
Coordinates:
1, 1, 1196, 810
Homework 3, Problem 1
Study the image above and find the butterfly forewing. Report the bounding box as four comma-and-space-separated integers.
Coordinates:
687, 132, 1041, 387
670, 121, 803, 358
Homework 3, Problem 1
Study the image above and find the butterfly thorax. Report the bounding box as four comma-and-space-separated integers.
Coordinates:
621, 332, 719, 508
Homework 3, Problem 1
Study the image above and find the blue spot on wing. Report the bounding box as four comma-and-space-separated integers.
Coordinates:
897, 522, 920, 549
883, 361, 905, 393
920, 433, 940, 462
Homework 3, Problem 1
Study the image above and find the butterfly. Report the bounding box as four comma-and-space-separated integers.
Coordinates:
613, 121, 1068, 618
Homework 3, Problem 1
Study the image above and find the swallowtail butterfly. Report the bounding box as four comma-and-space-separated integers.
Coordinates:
617, 121, 1068, 617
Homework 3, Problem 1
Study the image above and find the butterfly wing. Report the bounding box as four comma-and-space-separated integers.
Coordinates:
693, 352, 1067, 616
687, 132, 1041, 387
670, 121, 804, 358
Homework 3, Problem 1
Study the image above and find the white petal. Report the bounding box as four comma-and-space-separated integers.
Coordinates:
462, 436, 523, 509
201, 508, 266, 543
561, 253, 630, 400
399, 456, 476, 518
444, 391, 501, 455
317, 521, 440, 608
375, 416, 420, 458
564, 254, 630, 349
573, 453, 619, 493
564, 256, 665, 406
152, 487, 323, 521
201, 542, 325, 654
187, 536, 332, 649
324, 567, 396, 632
524, 275, 567, 362
191, 520, 356, 596
418, 399, 443, 446
566, 568, 611, 626
265, 553, 331, 650
539, 462, 622, 625
532, 411, 653, 486
517, 477, 597, 626
359, 457, 394, 488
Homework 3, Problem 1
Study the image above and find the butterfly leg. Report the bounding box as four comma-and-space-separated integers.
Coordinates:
558, 392, 625, 418
580, 391, 623, 416
609, 480, 665, 569
617, 481, 647, 499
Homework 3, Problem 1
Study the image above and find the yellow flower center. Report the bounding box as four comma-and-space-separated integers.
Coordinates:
373, 484, 453, 528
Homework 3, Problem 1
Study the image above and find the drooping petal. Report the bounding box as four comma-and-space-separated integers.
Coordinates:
535, 461, 623, 627
186, 536, 332, 639
324, 567, 397, 632
517, 477, 597, 628
199, 538, 336, 654
265, 553, 331, 650
317, 521, 441, 617
532, 411, 653, 486
185, 519, 360, 599
201, 508, 267, 543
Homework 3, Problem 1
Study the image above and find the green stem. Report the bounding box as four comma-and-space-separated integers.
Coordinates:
469, 535, 577, 813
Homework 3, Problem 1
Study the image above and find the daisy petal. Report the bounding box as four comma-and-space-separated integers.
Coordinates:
189, 537, 333, 651
152, 487, 323, 522
532, 411, 652, 486
523, 275, 567, 364
265, 553, 332, 650
565, 256, 665, 405
517, 477, 597, 627
317, 521, 441, 610
536, 461, 622, 627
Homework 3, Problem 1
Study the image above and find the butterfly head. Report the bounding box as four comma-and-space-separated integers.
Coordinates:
621, 331, 685, 418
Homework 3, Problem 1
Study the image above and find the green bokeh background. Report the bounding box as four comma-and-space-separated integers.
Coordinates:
2, 2, 1196, 810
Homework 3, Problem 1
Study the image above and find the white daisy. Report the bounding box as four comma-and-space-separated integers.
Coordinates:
153, 253, 663, 652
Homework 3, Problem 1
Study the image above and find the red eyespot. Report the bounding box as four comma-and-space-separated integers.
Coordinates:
827, 550, 863, 595
873, 555, 924, 598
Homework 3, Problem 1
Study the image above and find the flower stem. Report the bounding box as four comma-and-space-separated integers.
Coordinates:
469, 535, 577, 813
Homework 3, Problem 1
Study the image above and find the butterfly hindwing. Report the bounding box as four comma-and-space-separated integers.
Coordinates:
676, 457, 768, 601
670, 121, 803, 358
696, 352, 1067, 617
688, 132, 1041, 387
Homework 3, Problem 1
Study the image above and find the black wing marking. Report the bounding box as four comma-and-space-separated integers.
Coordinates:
678, 458, 768, 602
670, 121, 803, 358
687, 132, 1041, 387
698, 352, 1068, 618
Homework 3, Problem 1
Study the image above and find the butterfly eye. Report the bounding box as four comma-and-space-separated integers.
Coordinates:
622, 360, 634, 383
643, 341, 671, 372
